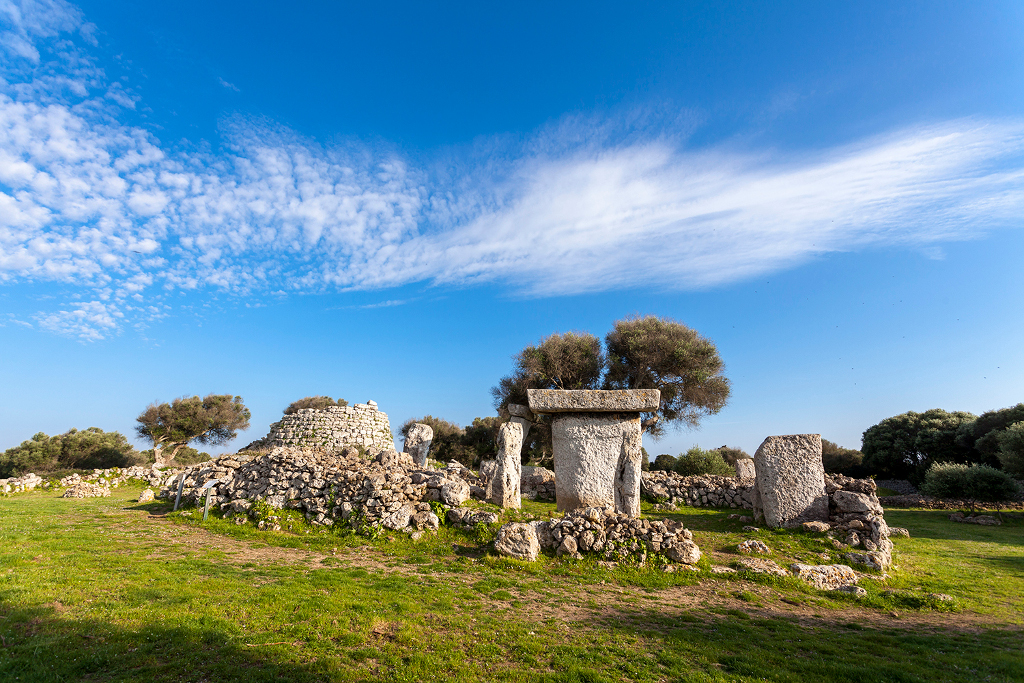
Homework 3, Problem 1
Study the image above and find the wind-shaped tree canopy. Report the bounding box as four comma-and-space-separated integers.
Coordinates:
136, 394, 250, 465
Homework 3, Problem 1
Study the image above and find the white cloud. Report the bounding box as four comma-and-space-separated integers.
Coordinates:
2, 0, 1024, 339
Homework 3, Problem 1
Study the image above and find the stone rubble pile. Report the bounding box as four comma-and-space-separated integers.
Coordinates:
0, 472, 44, 494
495, 506, 702, 565
59, 465, 168, 490
61, 482, 112, 498
244, 402, 394, 452
949, 512, 1001, 526
641, 471, 755, 509
158, 446, 484, 534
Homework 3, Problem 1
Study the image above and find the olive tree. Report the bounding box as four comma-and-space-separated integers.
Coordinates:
603, 316, 730, 437
861, 409, 976, 482
492, 317, 730, 445
136, 394, 251, 465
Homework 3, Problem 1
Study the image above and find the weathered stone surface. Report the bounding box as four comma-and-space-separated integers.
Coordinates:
494, 522, 541, 561
521, 466, 556, 501
507, 403, 534, 419
833, 490, 883, 515
528, 389, 660, 413
551, 413, 642, 516
834, 585, 867, 597
138, 489, 155, 503
753, 434, 828, 528
790, 563, 858, 590
557, 535, 579, 557
489, 416, 529, 508
738, 539, 771, 555
889, 526, 910, 538
736, 557, 788, 576
530, 520, 555, 548
801, 521, 831, 533
376, 450, 415, 468
403, 423, 433, 467
382, 503, 416, 530
735, 458, 755, 479
441, 480, 471, 507
664, 539, 701, 564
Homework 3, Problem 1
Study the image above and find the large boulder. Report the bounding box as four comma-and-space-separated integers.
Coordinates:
664, 539, 702, 564
403, 423, 433, 467
752, 434, 829, 528
550, 413, 643, 516
494, 522, 541, 561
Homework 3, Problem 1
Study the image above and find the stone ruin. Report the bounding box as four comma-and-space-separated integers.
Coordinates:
528, 388, 659, 518
245, 400, 393, 452
752, 434, 829, 527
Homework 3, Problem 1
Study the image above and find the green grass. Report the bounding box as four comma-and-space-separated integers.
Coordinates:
0, 487, 1022, 682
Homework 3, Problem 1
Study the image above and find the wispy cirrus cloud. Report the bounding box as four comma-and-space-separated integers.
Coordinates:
2, 0, 1024, 340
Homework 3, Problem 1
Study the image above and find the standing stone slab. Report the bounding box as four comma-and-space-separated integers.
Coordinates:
735, 458, 756, 479
753, 434, 828, 528
549, 412, 643, 516
404, 423, 433, 467
489, 408, 530, 508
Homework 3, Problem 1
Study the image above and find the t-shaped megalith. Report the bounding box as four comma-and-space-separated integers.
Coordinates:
528, 389, 659, 518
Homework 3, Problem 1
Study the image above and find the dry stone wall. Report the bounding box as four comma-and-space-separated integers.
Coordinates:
246, 402, 394, 452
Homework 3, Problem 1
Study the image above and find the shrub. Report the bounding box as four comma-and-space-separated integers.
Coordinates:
996, 421, 1024, 478
0, 428, 140, 477
652, 453, 678, 471
920, 462, 1020, 505
672, 446, 733, 477
821, 439, 864, 474
713, 446, 750, 467
139, 447, 211, 466
956, 403, 1024, 467
919, 462, 971, 499
283, 396, 349, 415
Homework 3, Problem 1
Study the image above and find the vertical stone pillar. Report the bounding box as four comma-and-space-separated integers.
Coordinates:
489, 414, 530, 508
404, 423, 433, 467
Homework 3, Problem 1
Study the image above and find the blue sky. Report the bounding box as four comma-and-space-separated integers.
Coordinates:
1, 0, 1022, 457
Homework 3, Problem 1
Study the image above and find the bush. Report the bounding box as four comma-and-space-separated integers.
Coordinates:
713, 446, 750, 467
996, 421, 1024, 478
920, 462, 1020, 504
0, 428, 140, 477
283, 396, 349, 415
672, 446, 733, 477
652, 453, 678, 471
822, 439, 864, 474
861, 409, 977, 482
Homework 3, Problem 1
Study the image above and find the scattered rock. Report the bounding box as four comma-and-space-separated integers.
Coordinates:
833, 585, 867, 598
138, 489, 155, 503
790, 563, 858, 590
494, 522, 541, 562
889, 527, 910, 538
737, 539, 772, 555
801, 521, 831, 533
735, 558, 788, 577
61, 483, 111, 498
711, 565, 737, 575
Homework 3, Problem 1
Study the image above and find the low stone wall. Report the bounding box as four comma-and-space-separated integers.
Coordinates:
878, 494, 1024, 510
245, 402, 394, 452
874, 479, 918, 495
641, 471, 756, 509
521, 466, 556, 501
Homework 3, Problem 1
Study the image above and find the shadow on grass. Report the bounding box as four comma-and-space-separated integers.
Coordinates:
597, 608, 1024, 683
0, 601, 326, 683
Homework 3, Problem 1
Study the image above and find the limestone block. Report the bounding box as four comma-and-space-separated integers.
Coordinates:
494, 522, 541, 561
138, 489, 155, 503
832, 490, 883, 515
528, 389, 660, 413
735, 458, 755, 479
753, 434, 828, 528
664, 539, 702, 564
404, 423, 433, 467
489, 416, 528, 508
790, 563, 858, 590
440, 480, 470, 507
551, 413, 642, 517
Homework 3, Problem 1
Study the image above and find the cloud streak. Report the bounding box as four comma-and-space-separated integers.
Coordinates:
2, 0, 1024, 339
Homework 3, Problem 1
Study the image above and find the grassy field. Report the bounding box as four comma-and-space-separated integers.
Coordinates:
1, 484, 1022, 682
